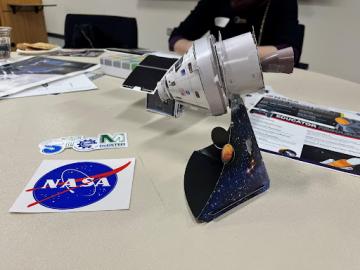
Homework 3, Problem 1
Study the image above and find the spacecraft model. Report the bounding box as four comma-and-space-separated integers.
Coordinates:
123, 32, 294, 222
156, 32, 293, 116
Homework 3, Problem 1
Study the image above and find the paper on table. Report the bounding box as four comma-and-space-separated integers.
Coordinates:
242, 88, 360, 176
10, 159, 136, 213
3, 74, 97, 99
0, 56, 99, 97
0, 55, 33, 66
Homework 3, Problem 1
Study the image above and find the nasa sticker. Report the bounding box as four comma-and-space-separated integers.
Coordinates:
9, 159, 136, 213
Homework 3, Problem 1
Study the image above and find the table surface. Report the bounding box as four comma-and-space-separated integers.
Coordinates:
1, 56, 360, 270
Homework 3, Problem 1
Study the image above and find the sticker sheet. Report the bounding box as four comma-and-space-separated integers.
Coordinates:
39, 132, 128, 155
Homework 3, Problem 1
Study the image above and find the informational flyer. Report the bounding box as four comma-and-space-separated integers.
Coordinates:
0, 56, 99, 97
10, 159, 136, 213
243, 91, 360, 176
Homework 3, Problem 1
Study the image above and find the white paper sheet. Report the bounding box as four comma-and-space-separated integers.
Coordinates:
0, 56, 100, 97
10, 159, 136, 213
3, 74, 97, 99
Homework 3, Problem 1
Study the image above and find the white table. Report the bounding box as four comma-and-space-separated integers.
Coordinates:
1, 57, 360, 269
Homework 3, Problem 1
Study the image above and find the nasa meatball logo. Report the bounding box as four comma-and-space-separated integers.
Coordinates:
25, 161, 131, 210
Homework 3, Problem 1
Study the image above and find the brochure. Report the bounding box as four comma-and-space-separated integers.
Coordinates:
243, 90, 360, 176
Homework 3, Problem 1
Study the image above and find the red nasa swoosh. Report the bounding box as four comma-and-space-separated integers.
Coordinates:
26, 161, 132, 208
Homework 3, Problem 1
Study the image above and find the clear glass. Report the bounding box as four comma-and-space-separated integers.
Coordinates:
0, 27, 12, 60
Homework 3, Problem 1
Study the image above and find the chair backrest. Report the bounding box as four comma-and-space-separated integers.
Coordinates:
295, 24, 309, 70
64, 14, 138, 49
297, 24, 305, 61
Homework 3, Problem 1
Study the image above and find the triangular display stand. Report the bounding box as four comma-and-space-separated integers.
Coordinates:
184, 96, 270, 222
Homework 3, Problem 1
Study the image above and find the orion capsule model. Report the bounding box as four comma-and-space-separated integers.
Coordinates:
156, 32, 294, 116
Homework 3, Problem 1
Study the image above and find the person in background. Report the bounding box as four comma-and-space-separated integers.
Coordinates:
169, 0, 300, 64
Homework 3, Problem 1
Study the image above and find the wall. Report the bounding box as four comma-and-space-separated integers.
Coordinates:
43, 0, 360, 84
43, 0, 196, 51
299, 0, 360, 84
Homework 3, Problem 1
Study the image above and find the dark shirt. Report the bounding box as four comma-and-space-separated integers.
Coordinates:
169, 0, 300, 63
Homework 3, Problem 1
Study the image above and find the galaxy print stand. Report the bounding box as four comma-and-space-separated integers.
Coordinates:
184, 96, 270, 222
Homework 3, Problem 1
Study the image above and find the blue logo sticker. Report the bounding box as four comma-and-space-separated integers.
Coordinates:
40, 144, 65, 155
30, 162, 118, 210
73, 138, 99, 152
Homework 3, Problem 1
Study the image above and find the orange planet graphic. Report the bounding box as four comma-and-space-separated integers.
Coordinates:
335, 117, 350, 126
328, 159, 352, 168
221, 144, 234, 163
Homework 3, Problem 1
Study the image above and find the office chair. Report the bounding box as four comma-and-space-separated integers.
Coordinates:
64, 14, 138, 49
295, 24, 309, 70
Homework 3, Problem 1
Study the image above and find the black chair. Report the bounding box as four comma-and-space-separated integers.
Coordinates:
64, 14, 138, 49
295, 24, 309, 70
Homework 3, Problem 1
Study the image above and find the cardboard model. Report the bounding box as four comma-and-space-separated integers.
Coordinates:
184, 97, 270, 222
122, 32, 293, 222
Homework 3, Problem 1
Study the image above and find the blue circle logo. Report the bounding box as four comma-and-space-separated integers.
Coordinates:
32, 162, 118, 210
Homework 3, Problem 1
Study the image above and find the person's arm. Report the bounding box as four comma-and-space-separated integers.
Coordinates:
173, 39, 193, 55
169, 0, 217, 52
